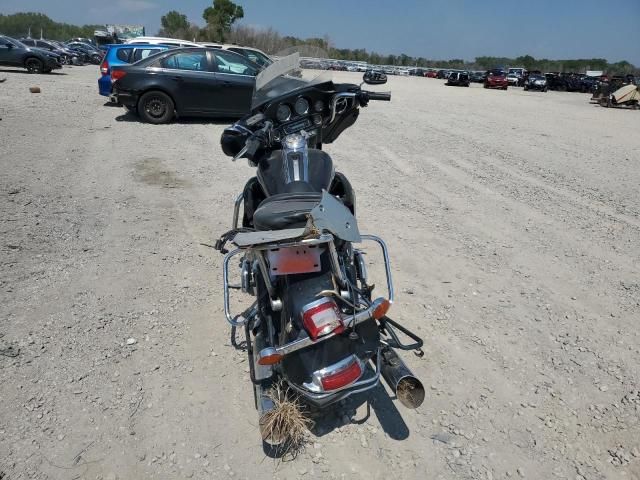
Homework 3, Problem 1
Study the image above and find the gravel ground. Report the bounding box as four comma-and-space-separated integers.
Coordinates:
1, 65, 639, 480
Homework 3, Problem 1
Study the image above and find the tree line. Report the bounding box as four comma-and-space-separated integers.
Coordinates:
1, 7, 636, 75
0, 12, 101, 41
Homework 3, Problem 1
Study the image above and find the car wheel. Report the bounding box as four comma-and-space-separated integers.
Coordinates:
25, 57, 44, 74
138, 91, 174, 124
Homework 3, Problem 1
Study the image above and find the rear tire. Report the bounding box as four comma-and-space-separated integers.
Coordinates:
25, 57, 43, 74
138, 91, 175, 124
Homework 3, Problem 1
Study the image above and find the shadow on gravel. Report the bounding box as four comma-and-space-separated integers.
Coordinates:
0, 68, 67, 76
115, 112, 238, 125
307, 383, 410, 440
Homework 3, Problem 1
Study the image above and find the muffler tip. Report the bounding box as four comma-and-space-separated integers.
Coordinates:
396, 376, 425, 409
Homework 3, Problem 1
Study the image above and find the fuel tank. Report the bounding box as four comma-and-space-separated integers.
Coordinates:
257, 148, 335, 196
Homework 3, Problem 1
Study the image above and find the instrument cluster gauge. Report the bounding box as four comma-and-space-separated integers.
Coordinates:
276, 104, 292, 122
314, 100, 324, 112
294, 97, 310, 115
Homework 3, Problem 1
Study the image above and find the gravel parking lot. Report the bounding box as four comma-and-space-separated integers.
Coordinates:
1, 65, 639, 480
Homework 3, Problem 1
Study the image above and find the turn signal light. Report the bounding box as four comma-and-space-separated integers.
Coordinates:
257, 347, 283, 366
372, 298, 391, 320
302, 298, 344, 341
100, 60, 109, 75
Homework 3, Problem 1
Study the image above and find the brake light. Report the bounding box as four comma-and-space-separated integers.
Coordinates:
301, 298, 344, 341
320, 358, 362, 391
111, 70, 127, 82
100, 60, 109, 75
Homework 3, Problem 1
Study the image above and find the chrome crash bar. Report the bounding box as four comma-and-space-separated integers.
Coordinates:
360, 234, 395, 303
231, 192, 243, 230
223, 248, 254, 327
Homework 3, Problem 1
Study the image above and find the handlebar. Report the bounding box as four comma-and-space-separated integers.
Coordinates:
232, 120, 273, 161
364, 91, 392, 101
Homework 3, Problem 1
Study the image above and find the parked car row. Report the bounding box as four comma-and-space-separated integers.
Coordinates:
0, 34, 106, 73
99, 39, 636, 123
432, 67, 627, 95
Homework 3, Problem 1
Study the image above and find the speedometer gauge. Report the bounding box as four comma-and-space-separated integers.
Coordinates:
276, 104, 291, 122
294, 97, 310, 115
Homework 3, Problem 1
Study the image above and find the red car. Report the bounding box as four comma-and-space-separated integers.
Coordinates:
425, 70, 438, 78
484, 73, 509, 90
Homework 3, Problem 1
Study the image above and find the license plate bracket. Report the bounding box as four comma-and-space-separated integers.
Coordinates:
266, 245, 322, 275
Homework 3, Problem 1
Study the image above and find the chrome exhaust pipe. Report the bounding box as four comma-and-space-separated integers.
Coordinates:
379, 347, 425, 409
255, 383, 280, 443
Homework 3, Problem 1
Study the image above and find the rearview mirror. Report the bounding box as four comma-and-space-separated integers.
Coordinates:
363, 71, 387, 85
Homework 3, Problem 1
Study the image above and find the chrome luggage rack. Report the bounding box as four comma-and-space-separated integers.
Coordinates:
222, 231, 394, 328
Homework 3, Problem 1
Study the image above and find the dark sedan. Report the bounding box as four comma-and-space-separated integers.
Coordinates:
446, 71, 470, 87
0, 35, 62, 73
470, 71, 486, 83
111, 47, 260, 124
523, 74, 547, 92
65, 42, 103, 64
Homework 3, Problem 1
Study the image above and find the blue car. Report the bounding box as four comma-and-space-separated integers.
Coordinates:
98, 43, 170, 96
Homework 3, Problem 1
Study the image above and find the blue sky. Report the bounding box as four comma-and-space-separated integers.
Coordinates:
2, 0, 639, 64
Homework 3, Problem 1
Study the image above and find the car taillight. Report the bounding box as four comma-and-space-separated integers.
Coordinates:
100, 60, 109, 75
111, 70, 127, 82
301, 298, 344, 341
320, 358, 363, 391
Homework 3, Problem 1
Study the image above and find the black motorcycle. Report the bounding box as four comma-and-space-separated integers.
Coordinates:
216, 55, 425, 446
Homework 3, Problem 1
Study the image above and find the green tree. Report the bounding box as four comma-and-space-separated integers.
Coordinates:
0, 12, 101, 41
159, 11, 189, 37
516, 54, 536, 70
202, 0, 244, 42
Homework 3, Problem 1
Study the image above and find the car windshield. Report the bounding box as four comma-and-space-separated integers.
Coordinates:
229, 47, 272, 68
7, 37, 27, 48
252, 52, 331, 109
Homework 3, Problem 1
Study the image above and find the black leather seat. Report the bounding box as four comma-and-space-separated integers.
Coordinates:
253, 192, 322, 231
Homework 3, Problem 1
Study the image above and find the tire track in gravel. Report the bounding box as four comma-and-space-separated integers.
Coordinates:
328, 93, 639, 479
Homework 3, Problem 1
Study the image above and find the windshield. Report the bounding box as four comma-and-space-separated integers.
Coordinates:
252, 52, 332, 109
7, 37, 27, 48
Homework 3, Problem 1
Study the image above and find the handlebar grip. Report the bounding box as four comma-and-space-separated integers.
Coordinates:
366, 91, 392, 101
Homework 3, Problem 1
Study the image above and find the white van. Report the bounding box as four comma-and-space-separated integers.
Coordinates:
125, 36, 200, 48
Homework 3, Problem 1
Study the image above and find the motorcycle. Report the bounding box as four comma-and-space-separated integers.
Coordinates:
215, 54, 426, 446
